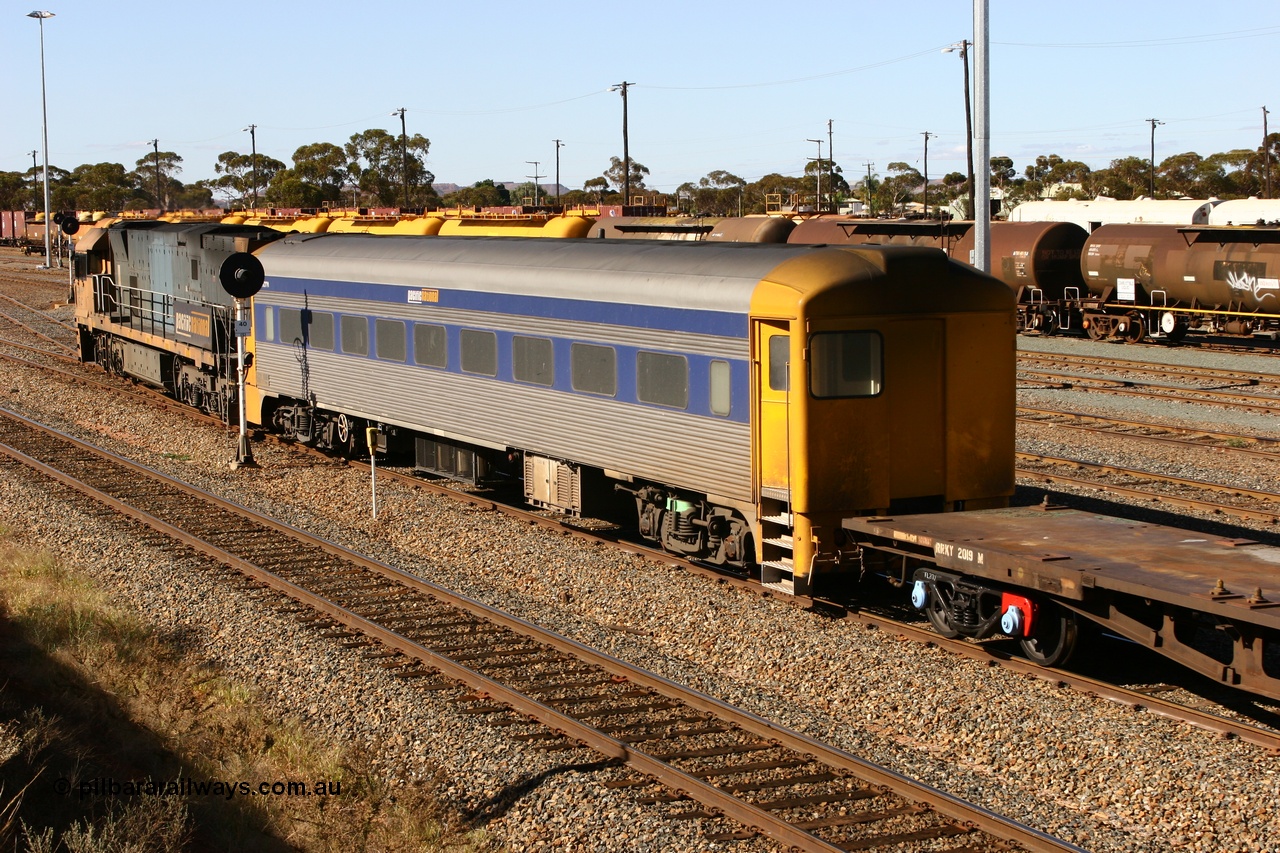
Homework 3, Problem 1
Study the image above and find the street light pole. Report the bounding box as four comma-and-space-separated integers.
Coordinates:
611, 82, 632, 206
525, 161, 543, 205
973, 0, 991, 272
807, 138, 823, 211
391, 108, 408, 209
1147, 118, 1164, 198
242, 124, 257, 209
28, 10, 54, 269
554, 139, 564, 205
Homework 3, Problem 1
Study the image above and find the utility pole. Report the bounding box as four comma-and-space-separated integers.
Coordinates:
554, 139, 565, 204
943, 40, 975, 219
391, 108, 408, 209
807, 138, 823, 211
1147, 118, 1164, 198
29, 150, 38, 209
827, 119, 834, 209
242, 124, 257, 209
525, 161, 543, 205
1264, 106, 1272, 200
865, 161, 875, 217
611, 82, 632, 206
922, 131, 934, 217
151, 139, 161, 212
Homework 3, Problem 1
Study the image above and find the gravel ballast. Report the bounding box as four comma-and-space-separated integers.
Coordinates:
2, 265, 1279, 852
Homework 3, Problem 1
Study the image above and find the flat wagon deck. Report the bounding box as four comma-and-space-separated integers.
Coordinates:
844, 504, 1280, 699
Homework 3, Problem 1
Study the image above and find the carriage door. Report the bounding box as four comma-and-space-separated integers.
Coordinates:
755, 320, 791, 495
754, 320, 797, 589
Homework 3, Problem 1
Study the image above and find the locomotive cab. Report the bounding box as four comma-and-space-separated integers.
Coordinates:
749, 247, 1015, 596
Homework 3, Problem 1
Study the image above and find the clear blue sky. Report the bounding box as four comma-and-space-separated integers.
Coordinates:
4, 1, 1277, 193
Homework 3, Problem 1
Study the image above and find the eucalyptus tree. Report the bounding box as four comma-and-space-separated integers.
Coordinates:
212, 150, 286, 206
133, 150, 183, 208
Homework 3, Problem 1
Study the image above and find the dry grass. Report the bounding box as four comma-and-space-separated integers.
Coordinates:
0, 526, 490, 852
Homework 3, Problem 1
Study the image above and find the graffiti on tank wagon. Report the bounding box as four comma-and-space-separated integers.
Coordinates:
1216, 260, 1279, 302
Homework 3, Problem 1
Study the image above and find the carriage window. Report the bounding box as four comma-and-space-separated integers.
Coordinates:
341, 315, 368, 356
709, 360, 731, 416
262, 306, 275, 342
461, 329, 497, 376
413, 323, 447, 368
280, 308, 302, 345
308, 311, 334, 350
768, 335, 789, 391
191, 259, 199, 281
571, 343, 616, 396
513, 335, 554, 386
637, 351, 688, 409
376, 318, 406, 362
809, 331, 882, 398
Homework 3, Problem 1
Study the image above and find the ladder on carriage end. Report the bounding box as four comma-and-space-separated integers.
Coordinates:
760, 487, 795, 594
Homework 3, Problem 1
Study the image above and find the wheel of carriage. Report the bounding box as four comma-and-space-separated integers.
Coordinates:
1040, 308, 1060, 336
922, 581, 963, 639
1158, 311, 1188, 343
1122, 313, 1146, 343
334, 413, 361, 456
1018, 601, 1079, 666
1084, 318, 1107, 341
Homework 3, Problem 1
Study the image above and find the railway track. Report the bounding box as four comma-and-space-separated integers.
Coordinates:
1017, 406, 1280, 458
1019, 351, 1280, 389
6, 335, 1280, 752
0, 407, 1082, 853
1015, 452, 1280, 524
1018, 367, 1280, 415
0, 293, 77, 355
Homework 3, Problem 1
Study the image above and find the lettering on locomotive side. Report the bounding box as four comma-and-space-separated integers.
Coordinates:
407, 288, 439, 304
175, 312, 210, 338
174, 304, 213, 347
